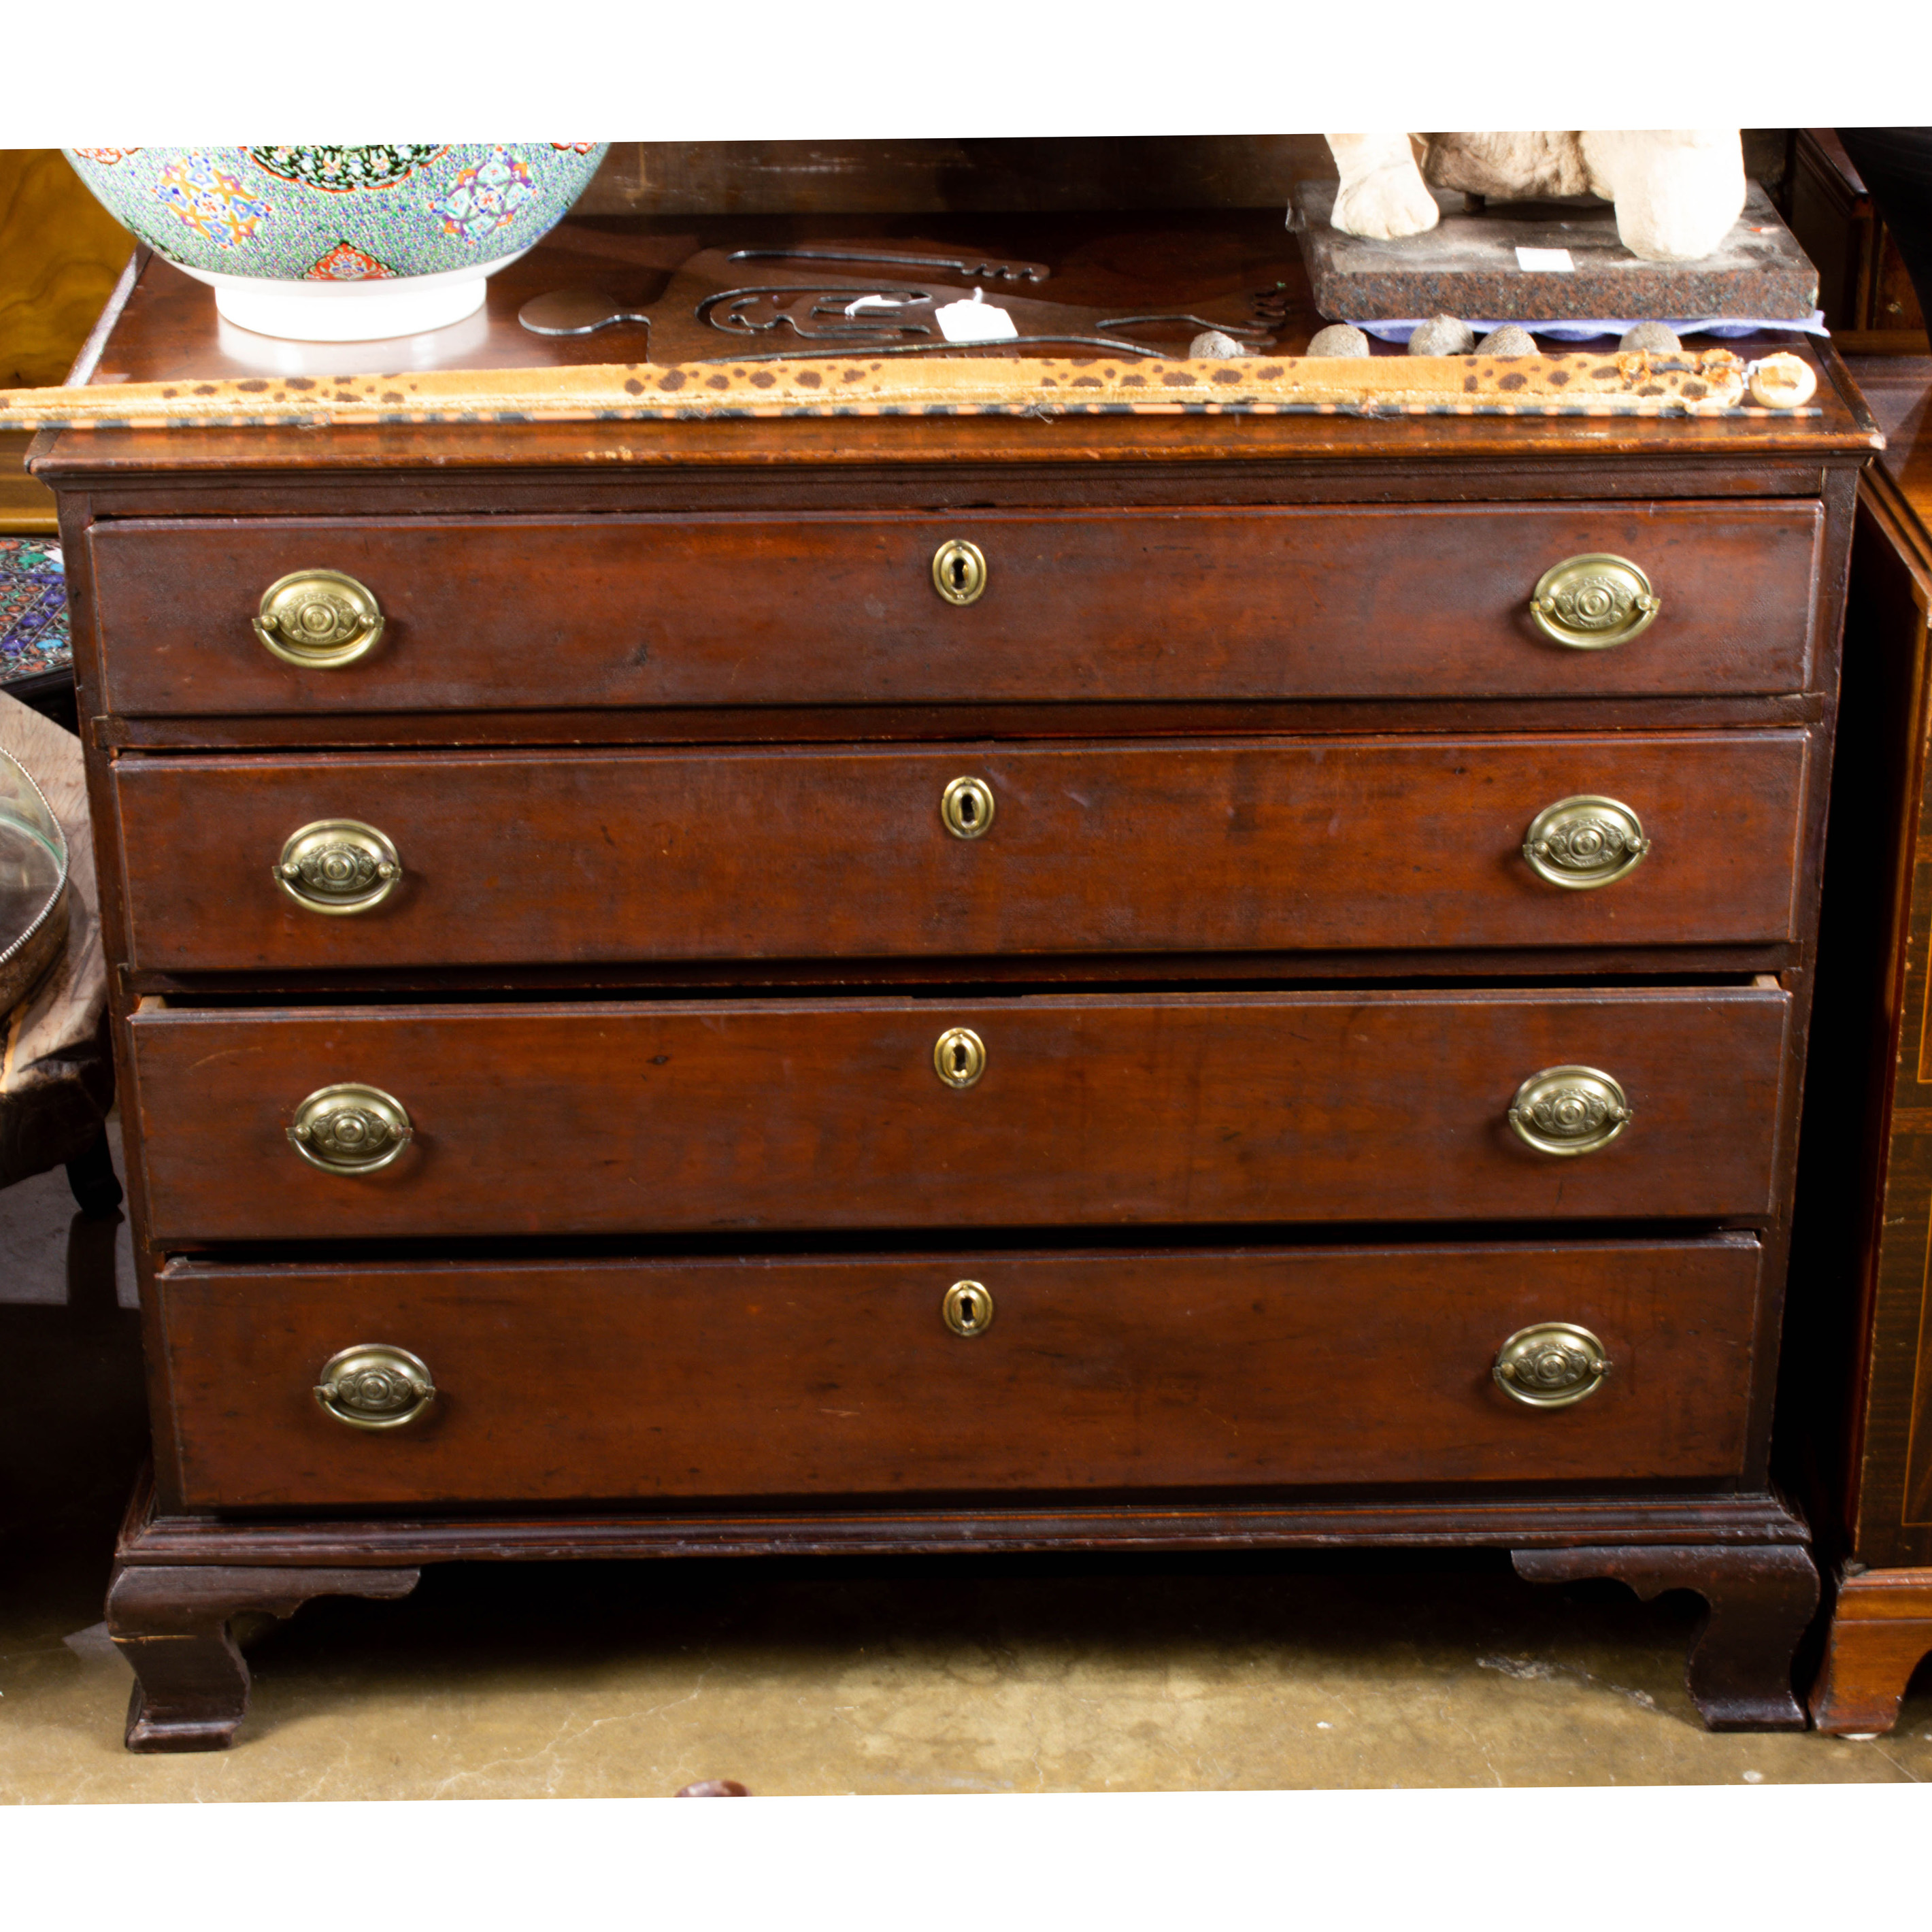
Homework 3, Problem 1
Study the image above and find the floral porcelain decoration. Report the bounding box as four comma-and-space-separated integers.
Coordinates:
64, 144, 609, 341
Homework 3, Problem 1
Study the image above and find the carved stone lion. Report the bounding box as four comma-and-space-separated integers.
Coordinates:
1325, 132, 1746, 264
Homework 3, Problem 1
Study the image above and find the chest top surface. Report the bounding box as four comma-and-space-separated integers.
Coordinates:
29, 210, 1878, 499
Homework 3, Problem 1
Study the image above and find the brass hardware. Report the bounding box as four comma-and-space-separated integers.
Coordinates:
939, 776, 997, 839
1529, 554, 1660, 650
931, 539, 988, 606
942, 1280, 996, 1337
274, 818, 403, 914
1493, 1322, 1610, 1408
254, 569, 386, 668
288, 1082, 413, 1173
314, 1344, 437, 1429
933, 1026, 986, 1089
1508, 1065, 1631, 1157
1522, 795, 1650, 890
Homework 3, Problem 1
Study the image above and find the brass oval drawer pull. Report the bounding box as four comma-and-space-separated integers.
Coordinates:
939, 776, 997, 839
254, 569, 386, 669
1522, 795, 1650, 890
931, 538, 988, 606
933, 1026, 986, 1089
288, 1082, 413, 1173
1508, 1065, 1631, 1157
1493, 1322, 1610, 1408
275, 818, 403, 914
942, 1280, 995, 1337
314, 1344, 437, 1429
1529, 554, 1660, 650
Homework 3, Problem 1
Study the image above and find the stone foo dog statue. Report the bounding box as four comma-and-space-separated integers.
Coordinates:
1325, 132, 1746, 264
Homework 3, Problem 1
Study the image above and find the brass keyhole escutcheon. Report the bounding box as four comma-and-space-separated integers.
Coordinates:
1508, 1065, 1631, 1158
1521, 795, 1650, 891
933, 1026, 986, 1089
1493, 1322, 1610, 1408
254, 569, 386, 669
288, 1082, 414, 1174
274, 818, 403, 915
940, 776, 997, 839
942, 1280, 995, 1337
1528, 554, 1660, 651
931, 539, 988, 606
314, 1343, 437, 1429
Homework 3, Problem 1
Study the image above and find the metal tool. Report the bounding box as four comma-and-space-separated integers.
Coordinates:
725, 246, 1051, 284
518, 288, 653, 338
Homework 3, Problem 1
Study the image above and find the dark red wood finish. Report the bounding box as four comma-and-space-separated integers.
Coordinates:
129, 986, 1790, 1243
31, 218, 1875, 1748
113, 733, 1810, 970
155, 1237, 1765, 1510
86, 502, 1822, 716
1793, 359, 1932, 1732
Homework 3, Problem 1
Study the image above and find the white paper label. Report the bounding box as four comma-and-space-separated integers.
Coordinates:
1515, 247, 1576, 273
935, 295, 1020, 343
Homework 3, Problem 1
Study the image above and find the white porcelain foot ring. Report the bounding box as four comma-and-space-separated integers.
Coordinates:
211, 276, 487, 342
175, 253, 530, 343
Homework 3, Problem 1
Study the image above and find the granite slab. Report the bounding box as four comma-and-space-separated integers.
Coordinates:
1293, 180, 1818, 324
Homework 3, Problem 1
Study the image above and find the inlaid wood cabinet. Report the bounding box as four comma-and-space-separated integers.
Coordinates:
35, 221, 1876, 1750
1797, 356, 1932, 1734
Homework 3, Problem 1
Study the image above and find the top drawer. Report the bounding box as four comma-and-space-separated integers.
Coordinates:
86, 502, 1823, 717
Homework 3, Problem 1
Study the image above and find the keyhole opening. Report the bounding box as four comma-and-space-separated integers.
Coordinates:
944, 1280, 994, 1336
941, 776, 995, 840
932, 540, 986, 606
933, 1026, 986, 1088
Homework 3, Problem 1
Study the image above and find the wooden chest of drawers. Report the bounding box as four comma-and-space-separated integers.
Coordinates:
36, 217, 1877, 1750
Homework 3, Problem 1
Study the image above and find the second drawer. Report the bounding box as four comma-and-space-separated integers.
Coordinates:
114, 734, 1810, 969
130, 984, 1791, 1243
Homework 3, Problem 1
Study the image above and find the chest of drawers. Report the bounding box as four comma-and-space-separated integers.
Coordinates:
37, 218, 1877, 1750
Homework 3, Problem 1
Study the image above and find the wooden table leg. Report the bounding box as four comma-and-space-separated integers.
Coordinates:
106, 1561, 420, 1752
1512, 1542, 1819, 1730
1810, 1568, 1932, 1735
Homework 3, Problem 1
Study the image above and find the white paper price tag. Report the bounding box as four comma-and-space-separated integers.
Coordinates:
935, 293, 1020, 343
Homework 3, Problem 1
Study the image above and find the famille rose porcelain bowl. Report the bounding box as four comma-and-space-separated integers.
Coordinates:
63, 144, 609, 341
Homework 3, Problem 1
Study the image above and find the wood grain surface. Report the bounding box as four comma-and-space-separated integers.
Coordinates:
87, 502, 1822, 716
28, 227, 1878, 485
129, 986, 1791, 1243
1791, 360, 1932, 1576
112, 734, 1810, 971
152, 1237, 1764, 1510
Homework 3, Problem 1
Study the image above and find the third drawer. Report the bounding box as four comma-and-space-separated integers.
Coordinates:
130, 984, 1791, 1243
114, 733, 1810, 969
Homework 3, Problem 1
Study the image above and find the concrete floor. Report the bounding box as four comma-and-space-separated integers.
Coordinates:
4, 1142, 1929, 1800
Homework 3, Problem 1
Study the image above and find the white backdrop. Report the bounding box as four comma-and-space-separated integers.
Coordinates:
9, 0, 1932, 143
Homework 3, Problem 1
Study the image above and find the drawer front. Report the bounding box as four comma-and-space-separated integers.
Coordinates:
156, 1237, 1765, 1510
89, 502, 1821, 716
131, 987, 1790, 1242
116, 733, 1809, 971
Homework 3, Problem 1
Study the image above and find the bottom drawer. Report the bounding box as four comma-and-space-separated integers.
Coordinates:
157, 1237, 1762, 1510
